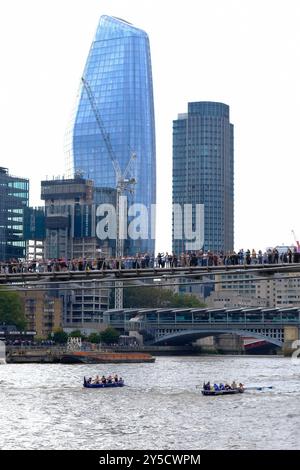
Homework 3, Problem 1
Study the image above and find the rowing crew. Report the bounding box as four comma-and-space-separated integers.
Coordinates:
86, 374, 123, 385
203, 381, 244, 392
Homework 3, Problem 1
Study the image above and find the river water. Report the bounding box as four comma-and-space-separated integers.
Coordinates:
0, 356, 299, 450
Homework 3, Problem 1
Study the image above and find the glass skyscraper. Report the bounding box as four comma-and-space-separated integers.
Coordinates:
66, 15, 156, 255
0, 167, 29, 261
173, 102, 234, 254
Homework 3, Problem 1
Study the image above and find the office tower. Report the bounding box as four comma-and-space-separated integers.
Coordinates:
173, 102, 234, 254
40, 176, 112, 325
0, 167, 29, 261
40, 176, 116, 260
66, 15, 156, 255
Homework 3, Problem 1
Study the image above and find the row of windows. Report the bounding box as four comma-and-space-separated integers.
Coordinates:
85, 67, 147, 78
92, 42, 146, 53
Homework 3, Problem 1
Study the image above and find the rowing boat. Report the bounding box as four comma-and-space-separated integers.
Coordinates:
201, 388, 244, 396
83, 377, 125, 388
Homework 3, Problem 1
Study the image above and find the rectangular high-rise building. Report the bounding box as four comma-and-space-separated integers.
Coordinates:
40, 176, 117, 259
0, 167, 29, 261
40, 176, 112, 326
172, 102, 234, 254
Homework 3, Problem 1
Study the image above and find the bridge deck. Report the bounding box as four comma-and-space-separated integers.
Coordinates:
1, 262, 300, 284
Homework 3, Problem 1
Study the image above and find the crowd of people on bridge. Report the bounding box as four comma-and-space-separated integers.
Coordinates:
1, 247, 300, 274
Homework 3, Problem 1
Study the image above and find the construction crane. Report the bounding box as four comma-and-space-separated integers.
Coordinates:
81, 77, 137, 308
292, 230, 300, 253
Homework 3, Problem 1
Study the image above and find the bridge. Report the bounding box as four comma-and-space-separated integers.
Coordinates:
1, 262, 300, 285
102, 306, 300, 354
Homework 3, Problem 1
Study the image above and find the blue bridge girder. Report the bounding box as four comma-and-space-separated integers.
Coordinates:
151, 327, 284, 347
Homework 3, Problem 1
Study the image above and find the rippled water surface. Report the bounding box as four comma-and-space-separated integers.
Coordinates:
0, 356, 299, 449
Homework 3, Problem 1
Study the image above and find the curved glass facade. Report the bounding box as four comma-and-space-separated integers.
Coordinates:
66, 16, 156, 255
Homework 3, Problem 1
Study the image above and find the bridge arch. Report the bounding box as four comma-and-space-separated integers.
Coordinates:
152, 328, 283, 347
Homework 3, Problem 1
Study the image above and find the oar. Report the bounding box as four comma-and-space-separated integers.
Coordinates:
245, 386, 273, 391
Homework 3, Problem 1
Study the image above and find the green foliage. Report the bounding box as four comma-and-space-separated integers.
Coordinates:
88, 332, 102, 344
0, 288, 26, 329
100, 327, 120, 345
171, 293, 205, 308
36, 336, 46, 343
69, 329, 86, 339
52, 329, 68, 344
124, 287, 205, 309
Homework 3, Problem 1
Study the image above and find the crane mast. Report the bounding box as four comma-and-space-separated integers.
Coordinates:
81, 77, 137, 308
292, 230, 300, 253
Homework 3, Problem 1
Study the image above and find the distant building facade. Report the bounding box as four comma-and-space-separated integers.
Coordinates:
206, 290, 268, 309
207, 272, 300, 309
256, 274, 300, 307
62, 281, 109, 328
0, 167, 29, 261
172, 102, 234, 254
20, 291, 63, 339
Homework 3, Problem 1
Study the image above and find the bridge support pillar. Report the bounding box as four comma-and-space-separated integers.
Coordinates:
194, 334, 244, 354
194, 337, 217, 353
129, 331, 144, 345
282, 326, 300, 357
215, 334, 244, 354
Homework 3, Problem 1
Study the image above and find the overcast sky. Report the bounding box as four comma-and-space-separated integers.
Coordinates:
1, 0, 300, 253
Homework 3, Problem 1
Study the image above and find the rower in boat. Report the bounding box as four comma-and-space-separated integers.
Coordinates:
83, 375, 125, 388
203, 381, 211, 390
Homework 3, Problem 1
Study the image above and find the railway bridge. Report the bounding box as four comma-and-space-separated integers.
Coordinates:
103, 306, 300, 355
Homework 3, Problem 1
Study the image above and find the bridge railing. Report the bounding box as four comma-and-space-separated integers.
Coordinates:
2, 261, 300, 284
